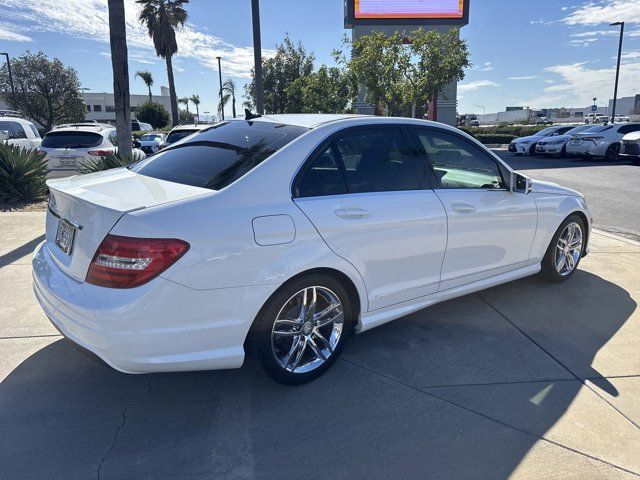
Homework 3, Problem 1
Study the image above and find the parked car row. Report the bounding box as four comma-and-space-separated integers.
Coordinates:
584, 113, 631, 124
509, 122, 640, 161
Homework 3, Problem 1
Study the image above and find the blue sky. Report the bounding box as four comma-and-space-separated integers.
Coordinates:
1, 0, 639, 117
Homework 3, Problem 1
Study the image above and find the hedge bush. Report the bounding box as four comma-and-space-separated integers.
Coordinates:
465, 126, 544, 137
135, 101, 170, 129
476, 134, 517, 145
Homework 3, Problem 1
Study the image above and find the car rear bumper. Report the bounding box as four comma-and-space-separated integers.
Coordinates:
565, 143, 607, 157
32, 241, 275, 373
536, 144, 564, 154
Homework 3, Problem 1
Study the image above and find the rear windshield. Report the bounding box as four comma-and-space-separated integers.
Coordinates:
132, 121, 308, 190
140, 134, 162, 141
166, 129, 199, 144
42, 131, 103, 148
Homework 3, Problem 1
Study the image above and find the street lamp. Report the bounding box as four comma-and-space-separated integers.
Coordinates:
252, 0, 264, 114
610, 22, 625, 123
216, 56, 224, 121
474, 104, 486, 125
0, 52, 18, 110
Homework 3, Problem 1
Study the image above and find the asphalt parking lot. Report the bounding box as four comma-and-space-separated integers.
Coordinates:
2, 210, 640, 479
495, 150, 640, 242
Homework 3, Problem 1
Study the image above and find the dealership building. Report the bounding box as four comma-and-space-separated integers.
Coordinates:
82, 87, 172, 123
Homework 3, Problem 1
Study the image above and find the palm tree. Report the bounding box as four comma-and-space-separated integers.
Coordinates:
107, 0, 132, 157
190, 94, 200, 121
137, 0, 189, 126
179, 96, 190, 114
222, 78, 237, 118
135, 70, 154, 101
218, 92, 230, 118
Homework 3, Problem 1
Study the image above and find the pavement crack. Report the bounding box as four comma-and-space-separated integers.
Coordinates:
96, 374, 153, 480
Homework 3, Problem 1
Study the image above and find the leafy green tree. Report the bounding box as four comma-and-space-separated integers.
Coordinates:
286, 65, 355, 113
137, 0, 189, 126
178, 109, 193, 123
335, 28, 470, 117
178, 97, 190, 113
135, 70, 154, 101
244, 35, 315, 113
0, 51, 85, 132
135, 100, 170, 128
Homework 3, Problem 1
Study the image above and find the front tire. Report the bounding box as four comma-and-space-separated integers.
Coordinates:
540, 214, 586, 283
248, 273, 355, 385
529, 144, 537, 156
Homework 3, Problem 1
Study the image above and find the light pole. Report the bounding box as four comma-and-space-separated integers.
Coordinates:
474, 104, 486, 123
252, 0, 264, 114
0, 52, 18, 110
216, 56, 224, 121
610, 22, 624, 123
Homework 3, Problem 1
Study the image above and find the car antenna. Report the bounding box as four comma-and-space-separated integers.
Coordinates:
244, 108, 262, 121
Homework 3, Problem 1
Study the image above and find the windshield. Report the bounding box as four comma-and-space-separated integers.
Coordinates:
536, 127, 558, 137
41, 131, 103, 149
579, 125, 611, 134
166, 129, 199, 144
132, 121, 308, 190
565, 125, 593, 135
140, 134, 161, 141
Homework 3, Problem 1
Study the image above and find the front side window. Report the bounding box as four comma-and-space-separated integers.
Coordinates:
294, 146, 347, 198
333, 128, 421, 194
133, 121, 308, 191
414, 129, 506, 190
618, 124, 640, 135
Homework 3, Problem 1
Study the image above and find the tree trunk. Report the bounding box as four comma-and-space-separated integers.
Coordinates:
148, 85, 152, 102
195, 105, 199, 122
107, 0, 132, 157
231, 94, 236, 118
166, 55, 179, 126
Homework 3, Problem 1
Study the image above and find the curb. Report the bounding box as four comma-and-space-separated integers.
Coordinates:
592, 228, 640, 247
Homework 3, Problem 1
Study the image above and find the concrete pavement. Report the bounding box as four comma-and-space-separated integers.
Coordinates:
1, 212, 639, 479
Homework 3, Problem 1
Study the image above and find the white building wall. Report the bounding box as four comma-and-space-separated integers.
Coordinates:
83, 92, 172, 122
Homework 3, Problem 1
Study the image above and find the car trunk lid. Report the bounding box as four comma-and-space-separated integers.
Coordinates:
45, 168, 211, 282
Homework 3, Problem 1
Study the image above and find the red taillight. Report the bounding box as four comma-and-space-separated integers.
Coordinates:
88, 149, 114, 156
86, 234, 189, 288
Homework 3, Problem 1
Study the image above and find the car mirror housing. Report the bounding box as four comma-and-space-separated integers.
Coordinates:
0, 130, 9, 143
512, 173, 532, 194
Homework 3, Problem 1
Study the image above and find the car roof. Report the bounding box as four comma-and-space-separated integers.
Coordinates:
171, 123, 212, 131
48, 123, 114, 134
255, 114, 366, 129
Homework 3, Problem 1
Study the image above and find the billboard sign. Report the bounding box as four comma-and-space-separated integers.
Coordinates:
346, 0, 470, 27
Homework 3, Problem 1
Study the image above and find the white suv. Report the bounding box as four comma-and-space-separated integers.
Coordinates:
584, 113, 608, 124
39, 123, 145, 179
0, 110, 42, 150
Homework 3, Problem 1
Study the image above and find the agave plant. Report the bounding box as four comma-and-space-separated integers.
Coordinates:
78, 152, 139, 174
0, 144, 49, 203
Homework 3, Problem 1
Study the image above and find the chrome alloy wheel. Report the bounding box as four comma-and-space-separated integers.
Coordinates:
271, 286, 344, 374
555, 222, 583, 276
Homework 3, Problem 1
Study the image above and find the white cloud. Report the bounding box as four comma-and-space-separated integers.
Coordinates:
564, 0, 640, 25
478, 62, 493, 71
0, 0, 267, 78
458, 80, 500, 93
0, 25, 32, 42
507, 75, 538, 81
520, 60, 640, 107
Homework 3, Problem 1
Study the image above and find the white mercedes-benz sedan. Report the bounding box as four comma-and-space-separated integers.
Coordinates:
33, 114, 592, 384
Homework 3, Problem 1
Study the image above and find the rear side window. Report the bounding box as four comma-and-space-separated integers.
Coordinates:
28, 124, 40, 138
132, 121, 308, 190
41, 131, 103, 148
9, 122, 27, 139
294, 146, 347, 198
333, 128, 421, 193
166, 129, 198, 144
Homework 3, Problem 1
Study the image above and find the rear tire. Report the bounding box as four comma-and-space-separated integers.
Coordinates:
540, 214, 586, 283
560, 145, 567, 157
529, 144, 537, 156
247, 273, 355, 385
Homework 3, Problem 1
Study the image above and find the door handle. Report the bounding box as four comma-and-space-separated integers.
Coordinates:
451, 202, 476, 213
335, 208, 370, 219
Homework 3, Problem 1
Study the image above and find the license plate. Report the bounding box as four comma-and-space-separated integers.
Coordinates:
60, 158, 78, 167
55, 219, 76, 255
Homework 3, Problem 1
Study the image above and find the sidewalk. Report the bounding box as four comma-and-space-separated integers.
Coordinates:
1, 212, 639, 479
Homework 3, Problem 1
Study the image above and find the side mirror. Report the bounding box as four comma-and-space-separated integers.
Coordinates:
0, 130, 9, 143
512, 173, 532, 194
